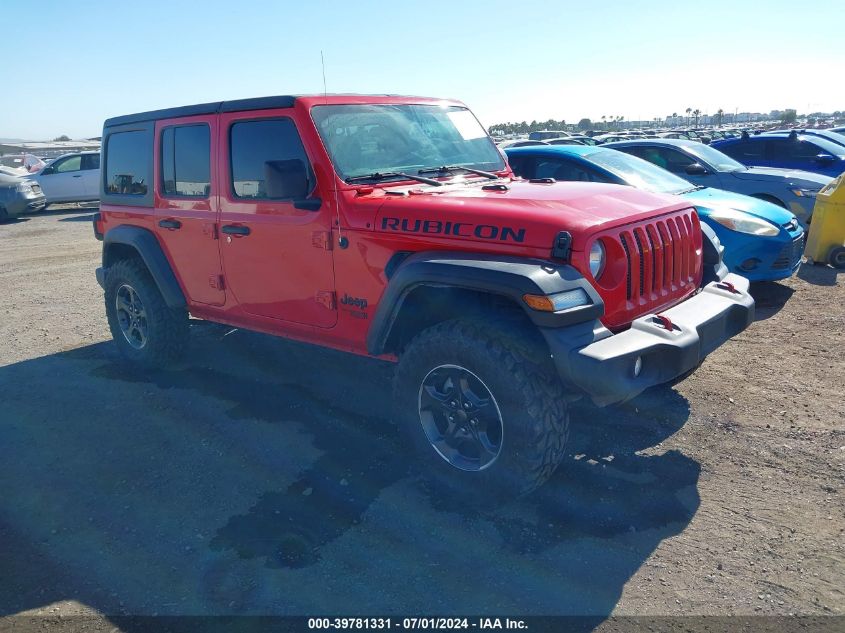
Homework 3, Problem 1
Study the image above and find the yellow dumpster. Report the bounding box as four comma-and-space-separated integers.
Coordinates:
805, 173, 845, 269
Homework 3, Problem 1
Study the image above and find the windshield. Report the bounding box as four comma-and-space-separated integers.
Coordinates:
311, 104, 505, 181
587, 149, 695, 195
683, 142, 746, 172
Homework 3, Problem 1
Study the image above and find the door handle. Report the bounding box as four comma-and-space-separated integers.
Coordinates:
72, 175, 82, 178
158, 219, 182, 230
221, 224, 250, 236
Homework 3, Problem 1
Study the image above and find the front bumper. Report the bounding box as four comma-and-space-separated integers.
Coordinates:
543, 273, 754, 406
5, 194, 46, 217
722, 231, 805, 282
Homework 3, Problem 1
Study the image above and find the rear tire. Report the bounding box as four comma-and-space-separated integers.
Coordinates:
0, 206, 8, 223
104, 258, 188, 367
829, 246, 845, 270
394, 319, 569, 503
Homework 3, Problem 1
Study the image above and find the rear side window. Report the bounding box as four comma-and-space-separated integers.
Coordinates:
161, 125, 211, 197
767, 139, 824, 161
721, 140, 763, 160
105, 130, 149, 195
229, 119, 312, 200
82, 154, 100, 170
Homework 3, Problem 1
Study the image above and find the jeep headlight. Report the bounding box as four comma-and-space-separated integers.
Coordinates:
589, 240, 606, 278
16, 182, 33, 194
708, 208, 779, 237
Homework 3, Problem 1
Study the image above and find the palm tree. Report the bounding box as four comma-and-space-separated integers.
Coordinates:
692, 109, 701, 126
717, 108, 724, 126
685, 107, 692, 126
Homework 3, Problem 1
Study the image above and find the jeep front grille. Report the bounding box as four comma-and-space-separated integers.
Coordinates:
598, 208, 703, 330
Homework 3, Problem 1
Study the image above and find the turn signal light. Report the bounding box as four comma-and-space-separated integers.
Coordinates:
522, 288, 591, 312
523, 294, 556, 311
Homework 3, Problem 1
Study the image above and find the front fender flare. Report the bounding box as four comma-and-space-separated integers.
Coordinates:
366, 252, 604, 356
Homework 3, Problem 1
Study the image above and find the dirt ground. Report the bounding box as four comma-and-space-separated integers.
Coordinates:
0, 209, 843, 627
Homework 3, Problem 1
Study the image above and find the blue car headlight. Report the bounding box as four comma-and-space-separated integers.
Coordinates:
708, 208, 779, 237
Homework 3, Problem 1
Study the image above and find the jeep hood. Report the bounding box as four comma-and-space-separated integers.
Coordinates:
371, 179, 691, 250
731, 167, 832, 189
683, 186, 796, 226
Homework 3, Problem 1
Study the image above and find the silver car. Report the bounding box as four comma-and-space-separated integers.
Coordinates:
606, 138, 831, 224
0, 173, 47, 221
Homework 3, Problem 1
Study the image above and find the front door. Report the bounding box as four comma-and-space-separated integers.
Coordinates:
153, 116, 225, 306
39, 154, 84, 202
218, 112, 336, 328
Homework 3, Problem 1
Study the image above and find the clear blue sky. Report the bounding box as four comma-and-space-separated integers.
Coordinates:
2, 0, 843, 139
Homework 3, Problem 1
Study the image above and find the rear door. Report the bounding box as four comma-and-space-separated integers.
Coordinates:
719, 138, 766, 167
154, 116, 225, 306
81, 153, 100, 198
218, 111, 337, 328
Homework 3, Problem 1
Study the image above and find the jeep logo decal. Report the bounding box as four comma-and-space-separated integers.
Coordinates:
380, 217, 526, 244
340, 293, 368, 310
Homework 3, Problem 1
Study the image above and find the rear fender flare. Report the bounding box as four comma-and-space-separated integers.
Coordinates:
102, 224, 186, 308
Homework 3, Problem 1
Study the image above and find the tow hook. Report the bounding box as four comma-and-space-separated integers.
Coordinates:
717, 281, 741, 294
653, 314, 676, 331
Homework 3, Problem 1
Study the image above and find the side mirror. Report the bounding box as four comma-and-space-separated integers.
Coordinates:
41, 165, 55, 175
685, 162, 709, 175
816, 153, 835, 165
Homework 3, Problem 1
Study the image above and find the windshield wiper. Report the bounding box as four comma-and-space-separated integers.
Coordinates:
418, 165, 499, 180
345, 172, 443, 186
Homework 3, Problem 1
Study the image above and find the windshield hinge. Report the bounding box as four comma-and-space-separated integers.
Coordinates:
552, 231, 572, 260
312, 231, 333, 250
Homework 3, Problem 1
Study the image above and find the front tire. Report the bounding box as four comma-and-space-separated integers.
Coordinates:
104, 258, 188, 367
394, 320, 569, 502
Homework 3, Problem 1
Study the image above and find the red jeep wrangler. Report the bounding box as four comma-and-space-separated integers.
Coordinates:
94, 95, 753, 498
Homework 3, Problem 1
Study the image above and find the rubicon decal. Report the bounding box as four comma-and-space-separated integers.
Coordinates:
381, 217, 526, 243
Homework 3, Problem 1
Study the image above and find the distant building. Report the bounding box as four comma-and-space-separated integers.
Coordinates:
0, 139, 101, 159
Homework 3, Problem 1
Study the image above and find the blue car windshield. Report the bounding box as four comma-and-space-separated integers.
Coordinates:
586, 149, 694, 195
683, 143, 746, 172
311, 104, 506, 180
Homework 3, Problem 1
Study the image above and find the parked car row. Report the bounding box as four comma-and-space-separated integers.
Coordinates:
500, 127, 845, 181
0, 149, 101, 219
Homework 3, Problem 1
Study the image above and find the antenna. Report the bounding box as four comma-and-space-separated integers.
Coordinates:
322, 50, 347, 249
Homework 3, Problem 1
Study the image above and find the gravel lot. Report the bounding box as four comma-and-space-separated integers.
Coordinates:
0, 209, 843, 626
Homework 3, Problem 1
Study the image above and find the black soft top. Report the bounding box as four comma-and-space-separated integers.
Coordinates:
103, 95, 297, 127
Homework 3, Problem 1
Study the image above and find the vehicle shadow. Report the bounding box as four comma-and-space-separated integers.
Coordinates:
749, 280, 795, 321
58, 213, 98, 223
0, 217, 30, 225
23, 204, 99, 219
797, 260, 843, 287
0, 325, 698, 622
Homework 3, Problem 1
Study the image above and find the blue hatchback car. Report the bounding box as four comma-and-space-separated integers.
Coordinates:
505, 145, 805, 282
711, 132, 845, 178
604, 138, 830, 225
